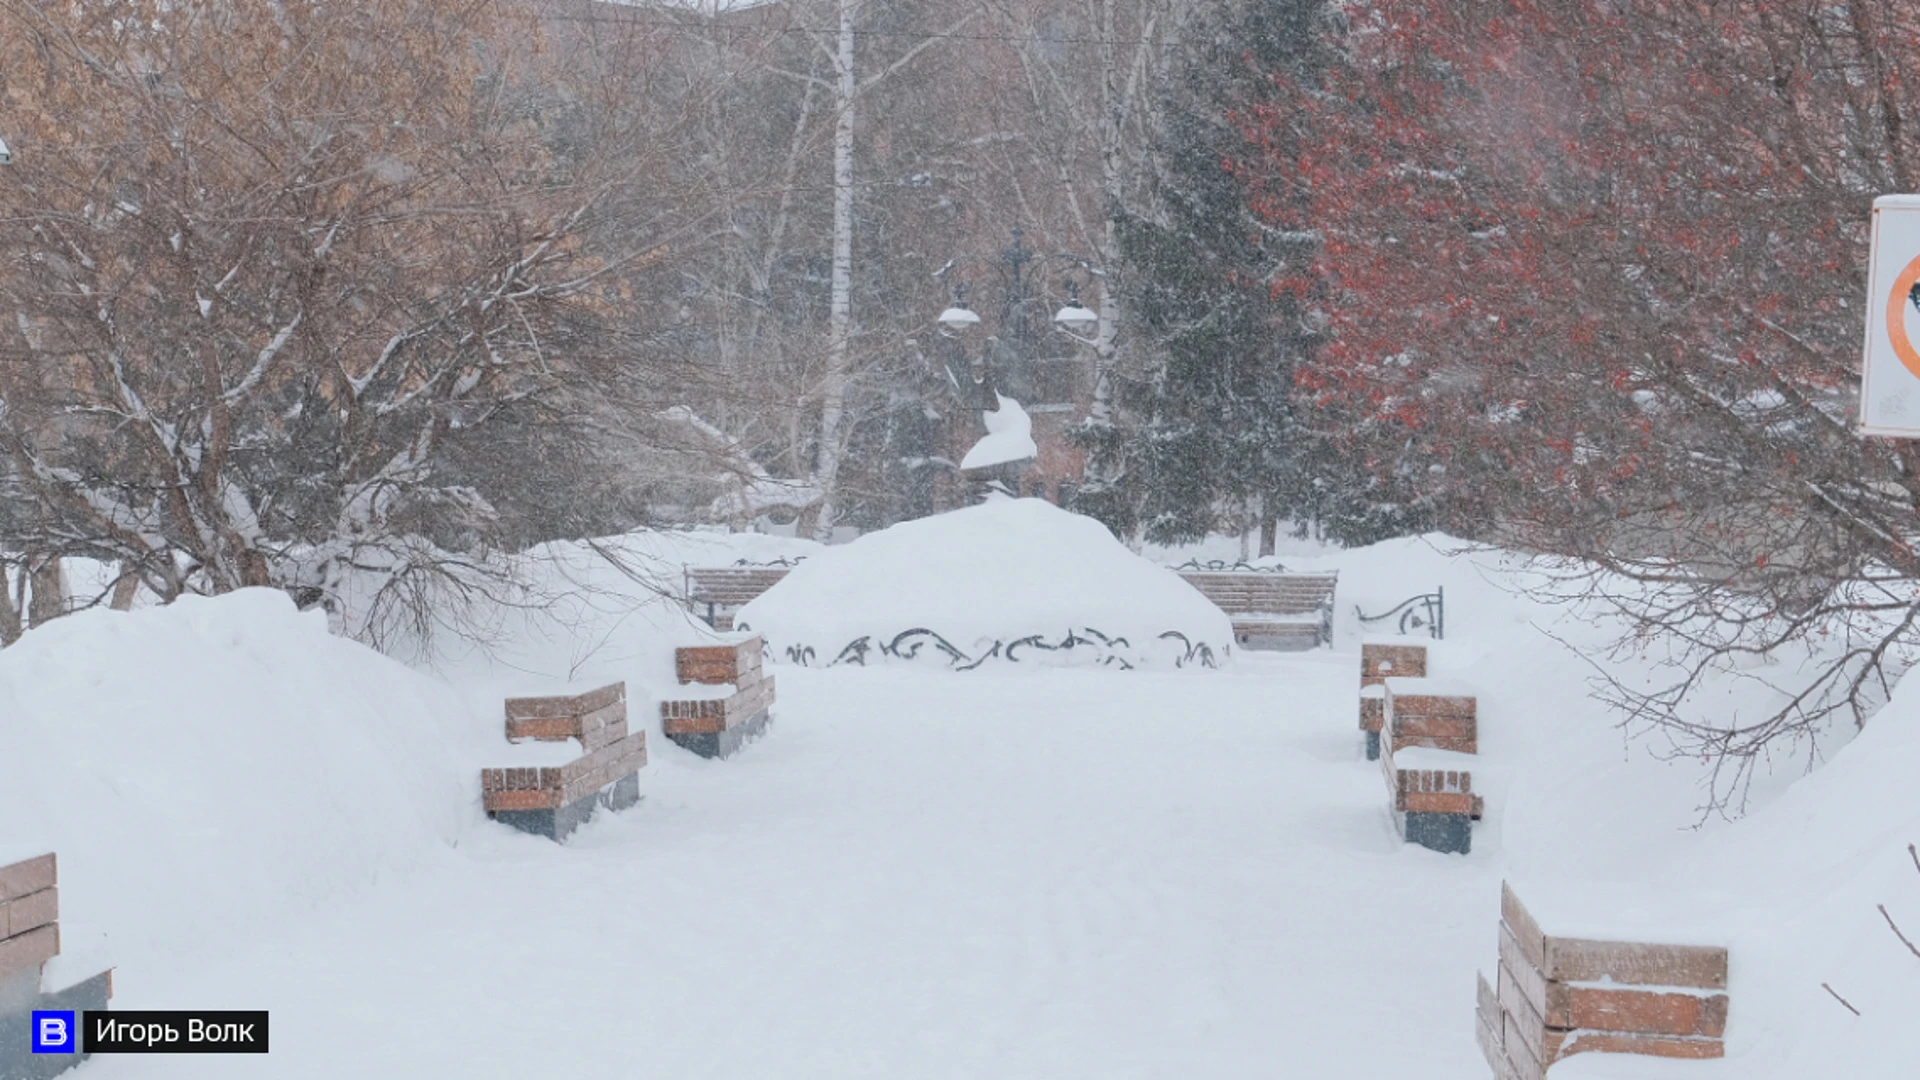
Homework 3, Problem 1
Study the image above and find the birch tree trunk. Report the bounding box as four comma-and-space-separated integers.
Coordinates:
0, 560, 19, 646
110, 571, 141, 612
26, 555, 63, 627
809, 0, 860, 542
1088, 0, 1127, 426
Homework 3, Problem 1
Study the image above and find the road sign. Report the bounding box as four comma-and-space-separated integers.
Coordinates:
1860, 195, 1920, 436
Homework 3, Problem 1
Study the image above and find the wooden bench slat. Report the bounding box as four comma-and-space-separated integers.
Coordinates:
1181, 570, 1338, 649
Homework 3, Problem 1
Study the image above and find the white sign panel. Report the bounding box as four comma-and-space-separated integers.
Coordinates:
1860, 195, 1920, 436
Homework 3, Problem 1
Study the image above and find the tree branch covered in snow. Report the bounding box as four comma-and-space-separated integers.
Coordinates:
0, 0, 750, 631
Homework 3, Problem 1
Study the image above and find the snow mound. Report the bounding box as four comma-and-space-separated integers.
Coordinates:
959, 394, 1037, 470
0, 589, 491, 976
335, 526, 820, 719
736, 498, 1233, 668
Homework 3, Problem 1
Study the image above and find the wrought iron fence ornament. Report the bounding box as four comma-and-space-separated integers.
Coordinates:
749, 625, 1220, 670
1172, 559, 1290, 573
1354, 586, 1444, 639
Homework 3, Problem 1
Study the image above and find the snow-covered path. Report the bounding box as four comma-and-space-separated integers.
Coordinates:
92, 656, 1501, 1078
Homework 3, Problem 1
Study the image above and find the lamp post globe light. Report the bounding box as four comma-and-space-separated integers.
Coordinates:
928, 227, 1101, 509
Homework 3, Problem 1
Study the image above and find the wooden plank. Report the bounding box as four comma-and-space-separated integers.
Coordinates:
0, 853, 56, 903
1564, 985, 1728, 1037
1545, 937, 1728, 990
1558, 1031, 1724, 1060
1498, 922, 1552, 1023
483, 788, 563, 812
504, 682, 625, 721
1502, 882, 1548, 973
0, 922, 58, 982
1402, 791, 1474, 814
0, 886, 57, 939
1498, 958, 1550, 1065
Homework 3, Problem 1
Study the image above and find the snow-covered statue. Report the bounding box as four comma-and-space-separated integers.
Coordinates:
958, 393, 1037, 498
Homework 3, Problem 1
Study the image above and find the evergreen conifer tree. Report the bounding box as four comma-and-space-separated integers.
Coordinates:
1075, 0, 1428, 550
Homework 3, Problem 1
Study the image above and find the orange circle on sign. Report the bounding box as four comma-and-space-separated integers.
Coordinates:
1889, 253, 1920, 380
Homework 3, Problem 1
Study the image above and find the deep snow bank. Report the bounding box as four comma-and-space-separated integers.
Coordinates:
0, 590, 489, 975
1274, 532, 1917, 1078
354, 528, 820, 723
737, 498, 1234, 668
1539, 668, 1920, 1080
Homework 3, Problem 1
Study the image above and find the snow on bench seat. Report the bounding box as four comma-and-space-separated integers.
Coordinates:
1379, 733, 1481, 854
1359, 683, 1386, 741
1478, 883, 1728, 1078
1176, 570, 1338, 650
482, 683, 646, 841
1383, 676, 1477, 755
659, 637, 775, 759
684, 568, 792, 631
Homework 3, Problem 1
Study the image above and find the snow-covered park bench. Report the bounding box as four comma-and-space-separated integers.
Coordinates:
1379, 729, 1480, 854
659, 637, 774, 759
1478, 883, 1728, 1075
684, 567, 793, 632
0, 851, 113, 1077
1174, 569, 1339, 650
482, 683, 647, 841
1359, 639, 1429, 759
1360, 641, 1482, 853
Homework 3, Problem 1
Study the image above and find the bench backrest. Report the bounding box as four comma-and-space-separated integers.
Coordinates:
685, 567, 792, 608
1178, 571, 1339, 615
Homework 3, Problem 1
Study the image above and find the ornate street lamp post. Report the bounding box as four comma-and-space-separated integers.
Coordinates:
931, 228, 1101, 505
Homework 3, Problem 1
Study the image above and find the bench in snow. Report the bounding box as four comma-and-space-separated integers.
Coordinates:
1175, 570, 1339, 650
685, 568, 792, 632
1, 851, 113, 1078
482, 683, 647, 841
1359, 640, 1429, 759
1380, 675, 1477, 759
1380, 735, 1481, 854
660, 637, 774, 759
1478, 883, 1727, 1077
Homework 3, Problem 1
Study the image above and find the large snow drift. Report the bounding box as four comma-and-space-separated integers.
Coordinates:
0, 590, 486, 979
737, 498, 1233, 668
349, 527, 819, 724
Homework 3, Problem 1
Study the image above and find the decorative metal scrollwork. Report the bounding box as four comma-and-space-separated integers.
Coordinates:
831, 637, 872, 666
731, 556, 808, 568
765, 625, 1223, 670
1172, 559, 1289, 573
1156, 630, 1218, 669
1354, 587, 1444, 639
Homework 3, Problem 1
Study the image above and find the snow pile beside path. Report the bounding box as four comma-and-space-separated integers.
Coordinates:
1277, 532, 1920, 1078
737, 498, 1233, 668
1676, 678, 1920, 1078
341, 527, 821, 718
1529, 668, 1920, 1080
959, 393, 1037, 470
0, 589, 490, 977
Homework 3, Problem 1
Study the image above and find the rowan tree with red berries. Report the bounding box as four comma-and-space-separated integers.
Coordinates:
1225, 0, 1920, 806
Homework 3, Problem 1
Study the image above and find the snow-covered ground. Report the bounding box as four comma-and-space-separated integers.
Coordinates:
4, 529, 1917, 1077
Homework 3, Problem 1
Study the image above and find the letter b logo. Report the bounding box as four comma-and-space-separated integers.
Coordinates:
31, 1010, 75, 1052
